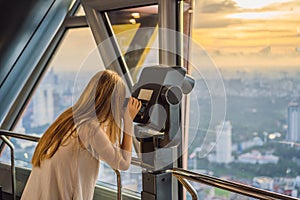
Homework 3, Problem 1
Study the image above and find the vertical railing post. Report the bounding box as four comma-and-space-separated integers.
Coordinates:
0, 185, 2, 200
0, 135, 16, 200
113, 169, 122, 200
173, 175, 198, 200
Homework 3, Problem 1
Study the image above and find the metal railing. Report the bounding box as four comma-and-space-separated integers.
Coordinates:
0, 129, 123, 200
0, 135, 16, 200
0, 130, 40, 142
131, 157, 300, 200
167, 168, 300, 200
1, 129, 300, 200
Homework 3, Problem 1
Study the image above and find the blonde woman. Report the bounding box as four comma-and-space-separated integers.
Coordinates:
21, 70, 141, 200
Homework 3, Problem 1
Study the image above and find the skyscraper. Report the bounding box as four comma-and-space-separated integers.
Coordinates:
287, 103, 300, 143
216, 121, 232, 164
31, 85, 54, 128
31, 68, 56, 129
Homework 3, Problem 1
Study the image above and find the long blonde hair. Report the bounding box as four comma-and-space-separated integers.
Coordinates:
32, 70, 126, 167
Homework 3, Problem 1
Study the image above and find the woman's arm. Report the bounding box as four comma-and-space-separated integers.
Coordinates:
121, 97, 141, 153
78, 97, 141, 170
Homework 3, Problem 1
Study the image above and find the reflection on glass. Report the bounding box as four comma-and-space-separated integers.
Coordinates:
188, 0, 300, 198
108, 5, 159, 83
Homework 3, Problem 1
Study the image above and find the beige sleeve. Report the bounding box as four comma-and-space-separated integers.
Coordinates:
77, 121, 131, 170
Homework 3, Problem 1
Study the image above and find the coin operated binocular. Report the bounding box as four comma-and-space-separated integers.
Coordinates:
130, 66, 194, 200
130, 65, 194, 170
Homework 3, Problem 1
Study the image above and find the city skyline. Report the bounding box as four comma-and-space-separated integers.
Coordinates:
1, 1, 299, 199
2, 67, 299, 198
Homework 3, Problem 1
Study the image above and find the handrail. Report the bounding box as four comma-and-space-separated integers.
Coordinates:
0, 129, 122, 200
113, 169, 122, 200
167, 168, 300, 200
173, 174, 198, 200
130, 158, 300, 200
0, 129, 40, 142
0, 135, 16, 200
2, 129, 300, 200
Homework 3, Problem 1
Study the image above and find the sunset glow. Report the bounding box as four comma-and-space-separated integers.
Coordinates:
227, 11, 288, 20
233, 0, 291, 9
193, 0, 300, 68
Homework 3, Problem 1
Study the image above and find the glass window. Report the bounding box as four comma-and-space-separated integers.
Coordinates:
188, 0, 300, 198
11, 28, 103, 167
108, 5, 159, 83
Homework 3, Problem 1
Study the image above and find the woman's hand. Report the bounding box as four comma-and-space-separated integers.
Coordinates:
123, 97, 141, 136
124, 97, 142, 121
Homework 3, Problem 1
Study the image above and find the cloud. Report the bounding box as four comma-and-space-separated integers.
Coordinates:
194, 16, 242, 28
193, 0, 241, 28
198, 0, 238, 13
258, 0, 300, 12
192, 0, 300, 66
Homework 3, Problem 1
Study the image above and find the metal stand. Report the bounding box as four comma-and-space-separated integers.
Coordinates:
131, 65, 195, 200
136, 103, 181, 200
142, 171, 172, 200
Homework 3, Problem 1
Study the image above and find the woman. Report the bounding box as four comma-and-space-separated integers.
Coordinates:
21, 70, 141, 200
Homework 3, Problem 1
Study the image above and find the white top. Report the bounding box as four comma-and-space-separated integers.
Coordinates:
21, 120, 131, 200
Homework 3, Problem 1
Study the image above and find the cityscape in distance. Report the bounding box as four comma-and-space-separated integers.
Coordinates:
1, 66, 300, 199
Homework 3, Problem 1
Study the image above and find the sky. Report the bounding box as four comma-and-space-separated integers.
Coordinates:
51, 1, 300, 72
50, 28, 101, 72
192, 0, 300, 69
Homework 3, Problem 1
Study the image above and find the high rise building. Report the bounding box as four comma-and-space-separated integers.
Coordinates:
287, 103, 300, 143
215, 121, 232, 164
31, 68, 57, 129
31, 85, 54, 128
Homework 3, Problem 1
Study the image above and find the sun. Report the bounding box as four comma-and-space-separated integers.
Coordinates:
227, 0, 292, 20
233, 0, 291, 9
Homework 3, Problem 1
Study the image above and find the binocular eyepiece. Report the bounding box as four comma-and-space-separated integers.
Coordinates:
123, 65, 194, 128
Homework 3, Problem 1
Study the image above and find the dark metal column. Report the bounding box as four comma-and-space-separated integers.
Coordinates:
158, 0, 178, 66
157, 1, 182, 199
81, 2, 133, 89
